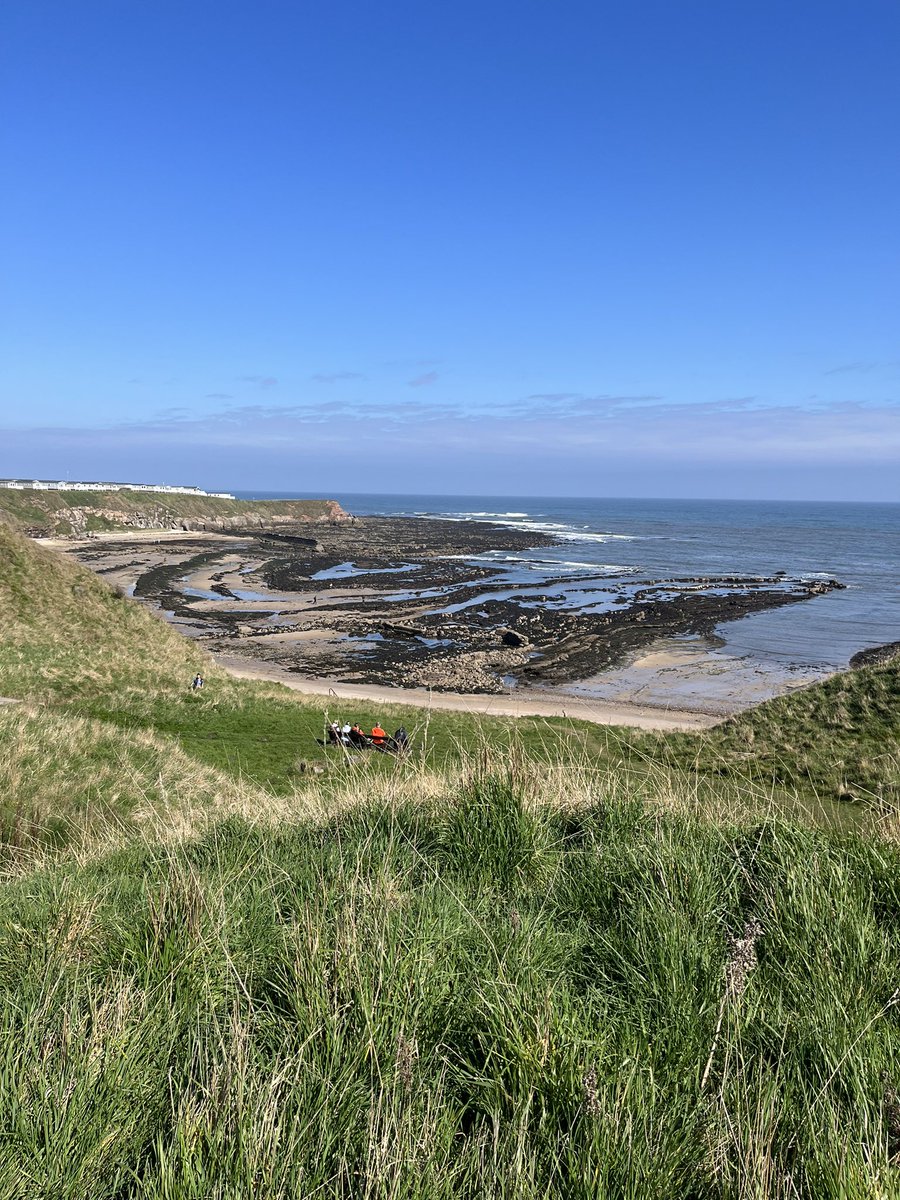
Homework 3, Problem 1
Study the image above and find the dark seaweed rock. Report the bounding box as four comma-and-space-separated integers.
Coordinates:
850, 642, 900, 669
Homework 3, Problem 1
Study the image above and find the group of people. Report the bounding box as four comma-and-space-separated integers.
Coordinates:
326, 720, 410, 754
186, 671, 409, 756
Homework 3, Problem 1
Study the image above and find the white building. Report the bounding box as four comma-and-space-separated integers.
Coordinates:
0, 479, 234, 498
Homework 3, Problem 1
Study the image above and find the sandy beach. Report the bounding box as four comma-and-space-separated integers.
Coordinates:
214, 652, 718, 731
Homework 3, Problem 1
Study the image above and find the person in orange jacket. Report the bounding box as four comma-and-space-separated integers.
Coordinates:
370, 722, 386, 748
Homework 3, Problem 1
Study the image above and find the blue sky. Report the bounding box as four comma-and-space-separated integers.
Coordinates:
1, 0, 898, 499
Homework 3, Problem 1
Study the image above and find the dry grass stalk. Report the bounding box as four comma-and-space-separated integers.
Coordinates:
701, 919, 764, 1091
395, 1032, 419, 1090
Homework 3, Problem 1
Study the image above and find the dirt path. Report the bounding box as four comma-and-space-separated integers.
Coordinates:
214, 652, 719, 732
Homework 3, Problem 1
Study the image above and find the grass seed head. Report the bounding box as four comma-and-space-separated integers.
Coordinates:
725, 918, 763, 1000
582, 1064, 600, 1118
395, 1032, 419, 1090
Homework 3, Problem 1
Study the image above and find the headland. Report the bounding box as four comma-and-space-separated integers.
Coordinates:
0, 485, 350, 538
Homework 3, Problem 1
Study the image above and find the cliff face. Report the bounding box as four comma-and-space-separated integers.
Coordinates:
0, 490, 354, 537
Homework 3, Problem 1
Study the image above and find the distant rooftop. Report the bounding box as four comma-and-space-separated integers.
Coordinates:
0, 479, 235, 498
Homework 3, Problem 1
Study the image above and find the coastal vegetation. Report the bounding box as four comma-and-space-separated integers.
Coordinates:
667, 663, 900, 812
0, 487, 346, 537
2, 521, 900, 1195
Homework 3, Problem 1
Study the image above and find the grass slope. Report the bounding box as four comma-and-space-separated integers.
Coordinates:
3, 775, 900, 1196
667, 660, 900, 810
4, 524, 900, 1194
0, 704, 277, 871
0, 521, 212, 701
0, 487, 341, 535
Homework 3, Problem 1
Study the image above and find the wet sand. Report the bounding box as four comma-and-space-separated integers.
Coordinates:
564, 637, 827, 716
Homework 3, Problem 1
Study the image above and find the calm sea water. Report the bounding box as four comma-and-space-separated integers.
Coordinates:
237, 493, 900, 682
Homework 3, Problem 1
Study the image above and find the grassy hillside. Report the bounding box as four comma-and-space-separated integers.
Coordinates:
3, 770, 900, 1196
672, 659, 900, 810
0, 703, 278, 870
0, 521, 213, 701
4, 523, 900, 1194
0, 487, 346, 536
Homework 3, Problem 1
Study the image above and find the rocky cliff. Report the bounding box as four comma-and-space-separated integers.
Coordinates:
0, 489, 353, 538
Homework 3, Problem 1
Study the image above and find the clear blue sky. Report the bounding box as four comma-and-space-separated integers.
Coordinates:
1, 0, 898, 499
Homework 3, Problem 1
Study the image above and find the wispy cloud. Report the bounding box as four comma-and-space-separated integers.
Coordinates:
824, 362, 878, 376
5, 393, 899, 471
525, 391, 663, 406
408, 371, 439, 388
205, 392, 233, 400
6, 391, 897, 500
238, 374, 278, 388
150, 406, 190, 419
511, 392, 665, 419
310, 371, 365, 383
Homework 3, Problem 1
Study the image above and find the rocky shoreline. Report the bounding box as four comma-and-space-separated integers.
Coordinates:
849, 641, 900, 669
59, 515, 847, 699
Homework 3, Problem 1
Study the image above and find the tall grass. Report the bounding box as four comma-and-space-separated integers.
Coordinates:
0, 522, 214, 702
0, 704, 288, 873
666, 656, 900, 811
2, 759, 900, 1196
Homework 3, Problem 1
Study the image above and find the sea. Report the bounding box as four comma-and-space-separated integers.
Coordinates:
235, 493, 900, 712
